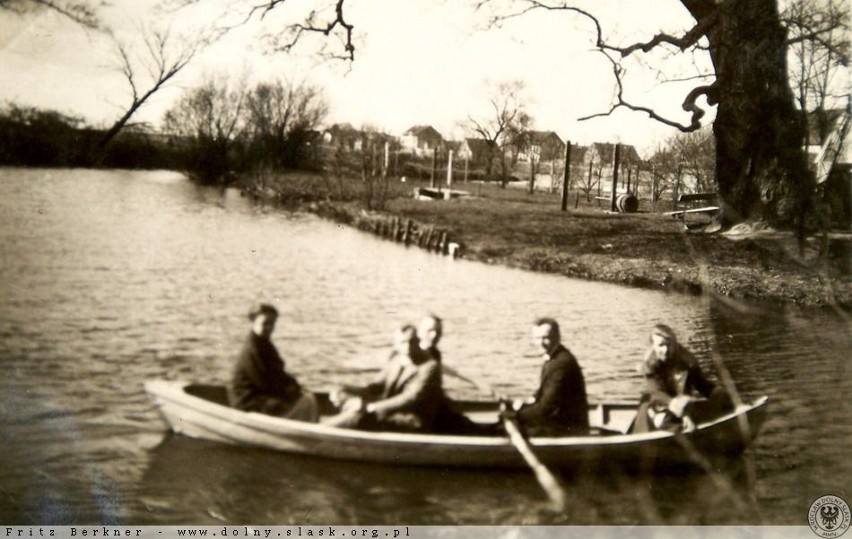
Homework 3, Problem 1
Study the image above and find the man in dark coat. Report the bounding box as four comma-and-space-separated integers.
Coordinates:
507, 318, 589, 436
229, 303, 318, 421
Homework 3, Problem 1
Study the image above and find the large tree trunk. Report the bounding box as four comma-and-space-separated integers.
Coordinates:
692, 0, 812, 229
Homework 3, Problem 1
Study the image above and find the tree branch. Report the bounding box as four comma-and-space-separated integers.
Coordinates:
579, 52, 710, 132
0, 0, 99, 28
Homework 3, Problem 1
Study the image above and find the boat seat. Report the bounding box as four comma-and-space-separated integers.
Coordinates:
185, 384, 229, 405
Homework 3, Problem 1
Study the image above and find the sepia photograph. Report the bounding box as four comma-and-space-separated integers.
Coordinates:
0, 0, 849, 535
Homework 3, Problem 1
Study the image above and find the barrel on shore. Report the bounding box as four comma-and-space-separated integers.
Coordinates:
616, 193, 639, 213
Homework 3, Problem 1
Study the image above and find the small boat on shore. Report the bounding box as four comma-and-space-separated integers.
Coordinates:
144, 380, 768, 470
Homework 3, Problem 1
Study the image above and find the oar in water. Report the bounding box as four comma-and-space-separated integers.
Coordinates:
441, 363, 568, 512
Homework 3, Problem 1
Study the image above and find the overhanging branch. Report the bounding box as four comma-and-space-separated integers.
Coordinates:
579, 52, 711, 132
247, 0, 355, 60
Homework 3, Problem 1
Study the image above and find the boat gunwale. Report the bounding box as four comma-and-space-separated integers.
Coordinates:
144, 379, 768, 449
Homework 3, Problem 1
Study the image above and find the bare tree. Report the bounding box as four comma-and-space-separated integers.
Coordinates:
646, 148, 682, 208
476, 0, 823, 232
784, 0, 850, 144
97, 23, 203, 154
170, 0, 356, 60
0, 0, 98, 27
243, 79, 329, 169
467, 80, 530, 185
667, 126, 716, 194
163, 75, 247, 184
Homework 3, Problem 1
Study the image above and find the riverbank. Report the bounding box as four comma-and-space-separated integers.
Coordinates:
241, 173, 851, 310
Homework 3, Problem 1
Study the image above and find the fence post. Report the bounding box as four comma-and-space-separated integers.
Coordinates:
610, 144, 621, 212
561, 141, 571, 212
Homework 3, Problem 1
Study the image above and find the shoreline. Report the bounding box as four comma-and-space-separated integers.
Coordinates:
233, 170, 851, 311
304, 198, 850, 312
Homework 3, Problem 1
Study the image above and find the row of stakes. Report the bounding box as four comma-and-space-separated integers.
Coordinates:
370, 216, 461, 258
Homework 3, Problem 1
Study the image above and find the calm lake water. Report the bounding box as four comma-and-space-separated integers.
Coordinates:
0, 168, 848, 525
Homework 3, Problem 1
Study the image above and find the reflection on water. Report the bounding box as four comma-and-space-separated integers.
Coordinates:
138, 434, 760, 526
0, 168, 849, 524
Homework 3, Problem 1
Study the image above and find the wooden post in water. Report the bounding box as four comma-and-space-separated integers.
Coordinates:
610, 144, 621, 212
561, 141, 571, 212
403, 219, 412, 245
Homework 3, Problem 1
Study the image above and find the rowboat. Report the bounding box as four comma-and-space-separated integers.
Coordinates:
144, 380, 768, 470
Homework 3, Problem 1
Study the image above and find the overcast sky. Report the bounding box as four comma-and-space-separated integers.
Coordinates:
0, 0, 716, 154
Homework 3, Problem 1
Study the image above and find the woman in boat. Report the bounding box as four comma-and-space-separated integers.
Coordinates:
631, 324, 732, 433
323, 324, 443, 432
229, 303, 319, 421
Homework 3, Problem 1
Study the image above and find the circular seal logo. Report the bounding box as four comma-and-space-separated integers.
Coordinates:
809, 495, 851, 538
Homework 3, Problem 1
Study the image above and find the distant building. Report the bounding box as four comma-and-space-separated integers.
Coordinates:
322, 123, 364, 152
399, 125, 444, 156
805, 107, 850, 228
517, 131, 565, 163
457, 137, 494, 164
584, 142, 643, 169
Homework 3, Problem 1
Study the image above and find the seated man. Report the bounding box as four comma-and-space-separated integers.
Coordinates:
229, 303, 318, 422
502, 317, 589, 436
323, 324, 443, 432
631, 324, 732, 433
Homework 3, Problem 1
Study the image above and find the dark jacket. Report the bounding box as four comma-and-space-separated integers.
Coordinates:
518, 345, 589, 435
641, 343, 716, 409
229, 333, 302, 415
629, 343, 729, 433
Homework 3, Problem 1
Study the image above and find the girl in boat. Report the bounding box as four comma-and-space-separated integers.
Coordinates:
631, 324, 732, 433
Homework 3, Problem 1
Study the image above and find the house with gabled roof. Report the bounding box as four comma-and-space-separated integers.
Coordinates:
457, 137, 495, 165
399, 125, 444, 156
805, 106, 850, 227
517, 130, 566, 163
585, 142, 643, 168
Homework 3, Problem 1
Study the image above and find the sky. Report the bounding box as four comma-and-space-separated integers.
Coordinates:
0, 0, 717, 155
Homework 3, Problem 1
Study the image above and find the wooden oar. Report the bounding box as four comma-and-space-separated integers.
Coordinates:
502, 414, 567, 511
442, 363, 568, 512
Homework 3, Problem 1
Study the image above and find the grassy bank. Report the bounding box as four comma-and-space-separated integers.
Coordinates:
239, 171, 851, 310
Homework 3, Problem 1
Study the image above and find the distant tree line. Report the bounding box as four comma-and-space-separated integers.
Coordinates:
0, 103, 182, 169
162, 75, 328, 185
0, 76, 328, 183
